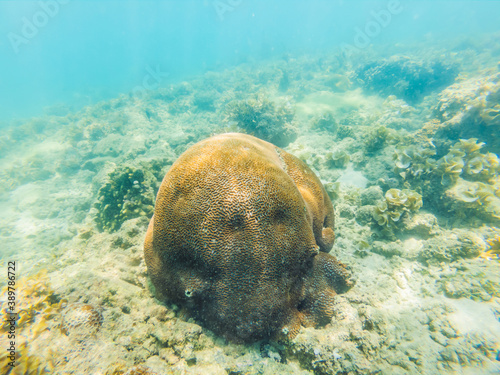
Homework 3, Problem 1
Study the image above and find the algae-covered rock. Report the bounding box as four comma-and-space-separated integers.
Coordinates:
336, 125, 355, 140
436, 262, 500, 301
325, 150, 350, 169
94, 165, 156, 232
436, 73, 500, 126
371, 240, 404, 257
402, 213, 439, 238
311, 111, 338, 133
440, 277, 497, 301
360, 186, 384, 206
356, 205, 376, 226
434, 72, 500, 152
356, 56, 458, 104
225, 95, 297, 147
364, 126, 391, 155
420, 230, 486, 263
445, 177, 500, 221
378, 95, 417, 130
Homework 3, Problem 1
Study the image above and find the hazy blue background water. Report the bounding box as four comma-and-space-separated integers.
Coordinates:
1, 0, 499, 123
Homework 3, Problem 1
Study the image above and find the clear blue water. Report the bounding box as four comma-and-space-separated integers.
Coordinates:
1, 0, 500, 123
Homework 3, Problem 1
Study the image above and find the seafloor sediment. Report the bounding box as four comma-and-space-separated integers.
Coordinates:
0, 35, 499, 374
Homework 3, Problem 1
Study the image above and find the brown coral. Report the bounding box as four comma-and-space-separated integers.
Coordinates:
144, 133, 352, 342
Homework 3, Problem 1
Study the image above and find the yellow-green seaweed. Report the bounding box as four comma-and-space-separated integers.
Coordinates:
373, 188, 423, 230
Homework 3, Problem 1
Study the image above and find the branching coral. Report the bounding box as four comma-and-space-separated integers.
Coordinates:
373, 188, 422, 230
225, 95, 297, 147
94, 165, 156, 232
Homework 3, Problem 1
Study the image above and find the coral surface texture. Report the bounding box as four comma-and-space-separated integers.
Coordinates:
144, 133, 353, 342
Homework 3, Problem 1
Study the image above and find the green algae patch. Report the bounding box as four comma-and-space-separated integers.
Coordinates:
225, 95, 297, 147
94, 165, 156, 232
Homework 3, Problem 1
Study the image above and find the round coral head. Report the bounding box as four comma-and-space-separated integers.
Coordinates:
144, 133, 352, 342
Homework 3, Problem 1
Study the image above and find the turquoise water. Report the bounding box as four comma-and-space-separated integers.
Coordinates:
1, 1, 500, 122
0, 1, 500, 374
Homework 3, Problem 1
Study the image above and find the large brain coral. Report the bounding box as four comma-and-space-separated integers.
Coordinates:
144, 133, 353, 342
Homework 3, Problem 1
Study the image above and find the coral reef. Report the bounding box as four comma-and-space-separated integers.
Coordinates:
356, 56, 458, 104
434, 72, 500, 152
446, 177, 500, 220
225, 95, 297, 147
144, 133, 353, 342
419, 230, 485, 263
336, 125, 355, 140
325, 150, 350, 169
2, 38, 500, 375
393, 138, 500, 221
372, 188, 423, 232
436, 138, 499, 185
393, 145, 437, 179
364, 126, 397, 155
311, 111, 338, 133
94, 165, 156, 232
